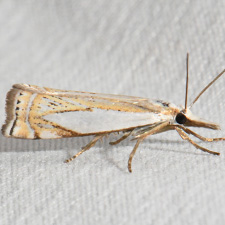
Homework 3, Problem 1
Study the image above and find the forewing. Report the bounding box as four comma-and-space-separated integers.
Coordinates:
2, 84, 173, 139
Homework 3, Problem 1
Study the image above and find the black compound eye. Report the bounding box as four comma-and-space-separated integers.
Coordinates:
175, 113, 187, 124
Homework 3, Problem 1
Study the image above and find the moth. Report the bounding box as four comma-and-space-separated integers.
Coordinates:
2, 54, 225, 172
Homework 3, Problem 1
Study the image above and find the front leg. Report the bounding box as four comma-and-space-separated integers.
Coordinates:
175, 127, 220, 155
173, 125, 225, 142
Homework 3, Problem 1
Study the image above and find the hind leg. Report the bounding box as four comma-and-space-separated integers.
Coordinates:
109, 131, 132, 145
65, 134, 106, 163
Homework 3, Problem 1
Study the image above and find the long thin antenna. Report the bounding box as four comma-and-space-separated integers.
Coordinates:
184, 53, 189, 112
189, 69, 225, 108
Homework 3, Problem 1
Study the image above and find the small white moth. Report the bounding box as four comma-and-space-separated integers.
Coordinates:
2, 54, 225, 172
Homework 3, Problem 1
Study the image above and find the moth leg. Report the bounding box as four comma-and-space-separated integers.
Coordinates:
65, 134, 105, 163
109, 131, 132, 145
128, 137, 145, 173
128, 121, 170, 173
175, 127, 220, 155
134, 121, 170, 139
176, 125, 225, 142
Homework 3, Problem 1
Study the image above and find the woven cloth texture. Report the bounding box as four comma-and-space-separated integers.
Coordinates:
0, 1, 225, 225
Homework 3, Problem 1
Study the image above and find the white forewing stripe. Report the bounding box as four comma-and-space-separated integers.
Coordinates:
55, 97, 80, 105
43, 108, 171, 134
39, 130, 61, 139
25, 93, 37, 138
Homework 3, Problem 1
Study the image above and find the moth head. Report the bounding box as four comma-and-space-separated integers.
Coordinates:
175, 108, 220, 130
177, 53, 224, 130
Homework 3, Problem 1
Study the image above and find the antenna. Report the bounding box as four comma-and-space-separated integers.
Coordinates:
189, 69, 225, 108
184, 53, 189, 112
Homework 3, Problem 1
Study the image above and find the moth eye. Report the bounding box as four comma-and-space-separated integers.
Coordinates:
175, 113, 187, 124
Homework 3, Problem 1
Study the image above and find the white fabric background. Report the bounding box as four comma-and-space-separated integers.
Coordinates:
0, 1, 225, 225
